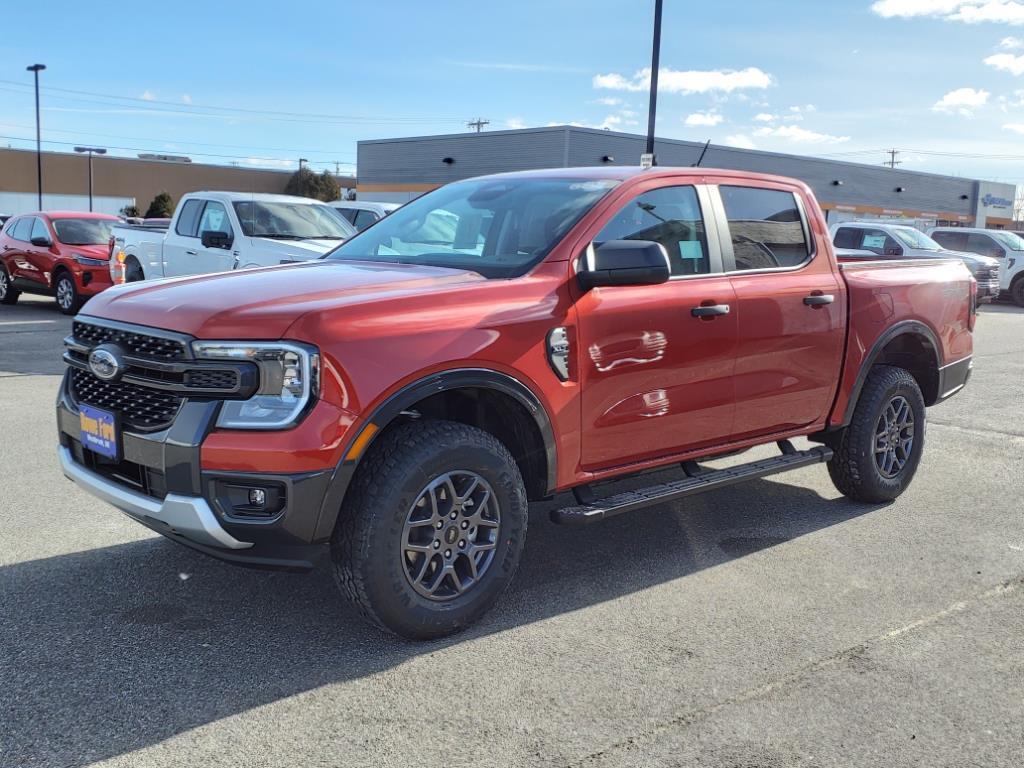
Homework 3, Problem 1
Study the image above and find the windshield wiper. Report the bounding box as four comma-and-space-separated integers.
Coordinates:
253, 233, 306, 240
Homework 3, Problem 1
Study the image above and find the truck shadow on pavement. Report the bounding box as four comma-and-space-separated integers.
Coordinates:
0, 472, 886, 766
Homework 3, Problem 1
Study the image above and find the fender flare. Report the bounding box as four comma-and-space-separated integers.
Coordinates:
312, 368, 557, 542
840, 320, 942, 426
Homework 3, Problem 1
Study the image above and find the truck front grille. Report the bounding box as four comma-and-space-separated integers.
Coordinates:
73, 320, 188, 360
71, 368, 183, 431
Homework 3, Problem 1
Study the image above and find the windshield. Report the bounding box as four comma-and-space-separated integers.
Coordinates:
325, 177, 621, 278
990, 231, 1024, 251
891, 227, 941, 251
52, 218, 114, 246
232, 201, 356, 240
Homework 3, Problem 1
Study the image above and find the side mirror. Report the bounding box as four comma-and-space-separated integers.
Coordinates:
30, 235, 51, 248
201, 230, 232, 249
578, 240, 671, 290
994, 247, 1006, 258
884, 246, 904, 257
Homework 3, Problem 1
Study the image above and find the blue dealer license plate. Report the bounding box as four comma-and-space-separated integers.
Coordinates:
79, 404, 120, 460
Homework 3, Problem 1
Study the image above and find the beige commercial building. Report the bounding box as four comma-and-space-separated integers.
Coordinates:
0, 147, 354, 216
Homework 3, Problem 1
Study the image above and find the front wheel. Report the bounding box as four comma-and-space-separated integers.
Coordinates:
0, 268, 20, 305
54, 272, 81, 315
331, 420, 528, 639
828, 365, 926, 503
1011, 278, 1024, 308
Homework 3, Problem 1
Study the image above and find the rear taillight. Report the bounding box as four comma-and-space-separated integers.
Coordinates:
968, 278, 978, 331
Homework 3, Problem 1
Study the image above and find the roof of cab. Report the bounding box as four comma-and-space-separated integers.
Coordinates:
467, 165, 811, 189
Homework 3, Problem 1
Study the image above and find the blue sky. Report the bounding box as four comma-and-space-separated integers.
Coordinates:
1, 0, 1024, 193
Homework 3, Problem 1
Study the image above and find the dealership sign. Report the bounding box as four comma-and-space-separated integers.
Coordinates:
982, 193, 1013, 209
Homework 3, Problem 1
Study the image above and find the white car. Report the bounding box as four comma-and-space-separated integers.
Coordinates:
830, 221, 1001, 303
326, 200, 400, 232
927, 227, 1024, 307
110, 191, 355, 283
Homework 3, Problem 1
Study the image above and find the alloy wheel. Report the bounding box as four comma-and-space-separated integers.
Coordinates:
56, 278, 73, 310
874, 395, 914, 478
0, 272, 7, 300
401, 470, 500, 601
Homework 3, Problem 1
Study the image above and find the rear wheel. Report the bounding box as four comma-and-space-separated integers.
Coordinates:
0, 268, 20, 305
1011, 277, 1024, 308
54, 272, 81, 315
331, 420, 528, 639
828, 365, 926, 503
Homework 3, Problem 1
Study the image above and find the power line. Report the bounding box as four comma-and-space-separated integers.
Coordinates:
884, 148, 901, 168
467, 118, 490, 132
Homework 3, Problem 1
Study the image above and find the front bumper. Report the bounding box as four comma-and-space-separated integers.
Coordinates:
56, 373, 337, 571
975, 276, 1000, 303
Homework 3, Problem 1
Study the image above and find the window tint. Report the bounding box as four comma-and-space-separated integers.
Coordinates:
10, 217, 33, 242
595, 185, 710, 275
720, 186, 810, 270
30, 218, 51, 243
337, 208, 358, 224
931, 231, 967, 251
197, 201, 231, 235
966, 233, 1003, 258
175, 199, 204, 237
833, 227, 863, 249
353, 209, 379, 230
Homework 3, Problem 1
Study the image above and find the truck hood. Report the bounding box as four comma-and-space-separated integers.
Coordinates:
937, 249, 1000, 270
246, 237, 341, 263
80, 260, 487, 338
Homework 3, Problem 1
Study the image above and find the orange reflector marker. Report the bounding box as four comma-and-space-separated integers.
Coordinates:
344, 423, 379, 461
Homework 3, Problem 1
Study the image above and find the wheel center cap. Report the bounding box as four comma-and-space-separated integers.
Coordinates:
444, 526, 459, 545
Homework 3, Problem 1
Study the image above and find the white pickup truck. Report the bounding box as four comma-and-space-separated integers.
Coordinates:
109, 191, 355, 283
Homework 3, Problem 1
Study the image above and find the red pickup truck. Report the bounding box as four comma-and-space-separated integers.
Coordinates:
57, 167, 975, 638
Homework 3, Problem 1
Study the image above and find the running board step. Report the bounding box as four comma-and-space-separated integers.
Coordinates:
551, 445, 833, 526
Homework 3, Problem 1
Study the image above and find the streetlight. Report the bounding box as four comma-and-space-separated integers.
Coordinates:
644, 0, 663, 167
26, 63, 46, 209
74, 146, 107, 212
299, 158, 308, 170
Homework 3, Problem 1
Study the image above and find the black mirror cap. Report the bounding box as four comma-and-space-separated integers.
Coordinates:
30, 235, 51, 248
201, 230, 233, 249
578, 239, 671, 290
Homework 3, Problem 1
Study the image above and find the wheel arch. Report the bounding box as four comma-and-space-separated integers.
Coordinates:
841, 321, 943, 426
313, 368, 558, 542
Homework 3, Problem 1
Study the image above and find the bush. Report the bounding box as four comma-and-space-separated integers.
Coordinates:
144, 192, 174, 218
119, 204, 140, 218
284, 168, 340, 202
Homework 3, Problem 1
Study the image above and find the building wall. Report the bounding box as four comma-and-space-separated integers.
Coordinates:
357, 126, 1017, 228
0, 148, 355, 215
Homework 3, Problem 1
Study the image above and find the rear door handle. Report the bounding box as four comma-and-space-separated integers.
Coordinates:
185, 250, 198, 256
690, 304, 731, 318
803, 294, 835, 307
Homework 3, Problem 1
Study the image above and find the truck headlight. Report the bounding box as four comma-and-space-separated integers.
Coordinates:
192, 341, 320, 429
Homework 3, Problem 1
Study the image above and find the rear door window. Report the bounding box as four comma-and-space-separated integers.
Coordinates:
720, 186, 811, 270
966, 233, 1003, 258
931, 231, 967, 251
10, 217, 33, 242
174, 199, 204, 237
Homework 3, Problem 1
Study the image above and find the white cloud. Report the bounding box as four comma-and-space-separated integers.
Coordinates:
1000, 35, 1024, 48
244, 157, 296, 169
140, 90, 156, 101
1004, 122, 1024, 133
724, 134, 757, 149
932, 87, 990, 114
985, 52, 1024, 74
505, 117, 527, 129
181, 94, 192, 104
753, 112, 776, 122
593, 97, 622, 106
753, 125, 850, 144
684, 111, 724, 127
871, 0, 1024, 24
593, 66, 772, 94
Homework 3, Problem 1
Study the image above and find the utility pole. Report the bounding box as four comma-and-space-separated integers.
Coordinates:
26, 63, 46, 209
467, 118, 489, 133
884, 149, 901, 169
73, 146, 106, 212
644, 0, 664, 166
299, 158, 308, 170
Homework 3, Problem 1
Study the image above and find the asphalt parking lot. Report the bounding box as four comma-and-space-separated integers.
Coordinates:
1, 295, 1022, 768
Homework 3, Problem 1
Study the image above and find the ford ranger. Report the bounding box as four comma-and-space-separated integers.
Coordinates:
108, 191, 355, 283
57, 167, 975, 639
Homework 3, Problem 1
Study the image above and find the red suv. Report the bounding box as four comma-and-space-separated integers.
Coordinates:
0, 212, 119, 314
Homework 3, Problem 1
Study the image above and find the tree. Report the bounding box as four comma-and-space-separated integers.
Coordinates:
144, 192, 174, 218
119, 204, 140, 218
284, 167, 341, 202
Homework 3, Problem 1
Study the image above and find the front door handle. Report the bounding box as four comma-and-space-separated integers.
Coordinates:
691, 304, 731, 318
803, 293, 835, 307
185, 250, 198, 256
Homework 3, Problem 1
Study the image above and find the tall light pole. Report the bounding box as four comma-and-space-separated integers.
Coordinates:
644, 0, 663, 166
74, 146, 107, 212
26, 64, 46, 209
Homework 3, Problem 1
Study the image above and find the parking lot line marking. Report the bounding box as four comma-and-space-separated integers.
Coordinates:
0, 319, 58, 326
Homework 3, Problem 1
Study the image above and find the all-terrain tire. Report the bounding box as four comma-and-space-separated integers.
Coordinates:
1011, 277, 1024, 308
0, 267, 20, 305
331, 419, 528, 640
125, 257, 145, 283
828, 365, 926, 503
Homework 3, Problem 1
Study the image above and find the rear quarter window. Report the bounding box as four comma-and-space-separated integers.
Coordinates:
720, 186, 811, 270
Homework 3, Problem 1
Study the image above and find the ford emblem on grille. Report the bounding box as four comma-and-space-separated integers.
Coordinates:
88, 345, 125, 382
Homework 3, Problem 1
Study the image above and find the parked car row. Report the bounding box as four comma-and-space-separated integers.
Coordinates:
829, 220, 1024, 306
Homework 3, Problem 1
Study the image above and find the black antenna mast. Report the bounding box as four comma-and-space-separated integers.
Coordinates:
692, 140, 711, 167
